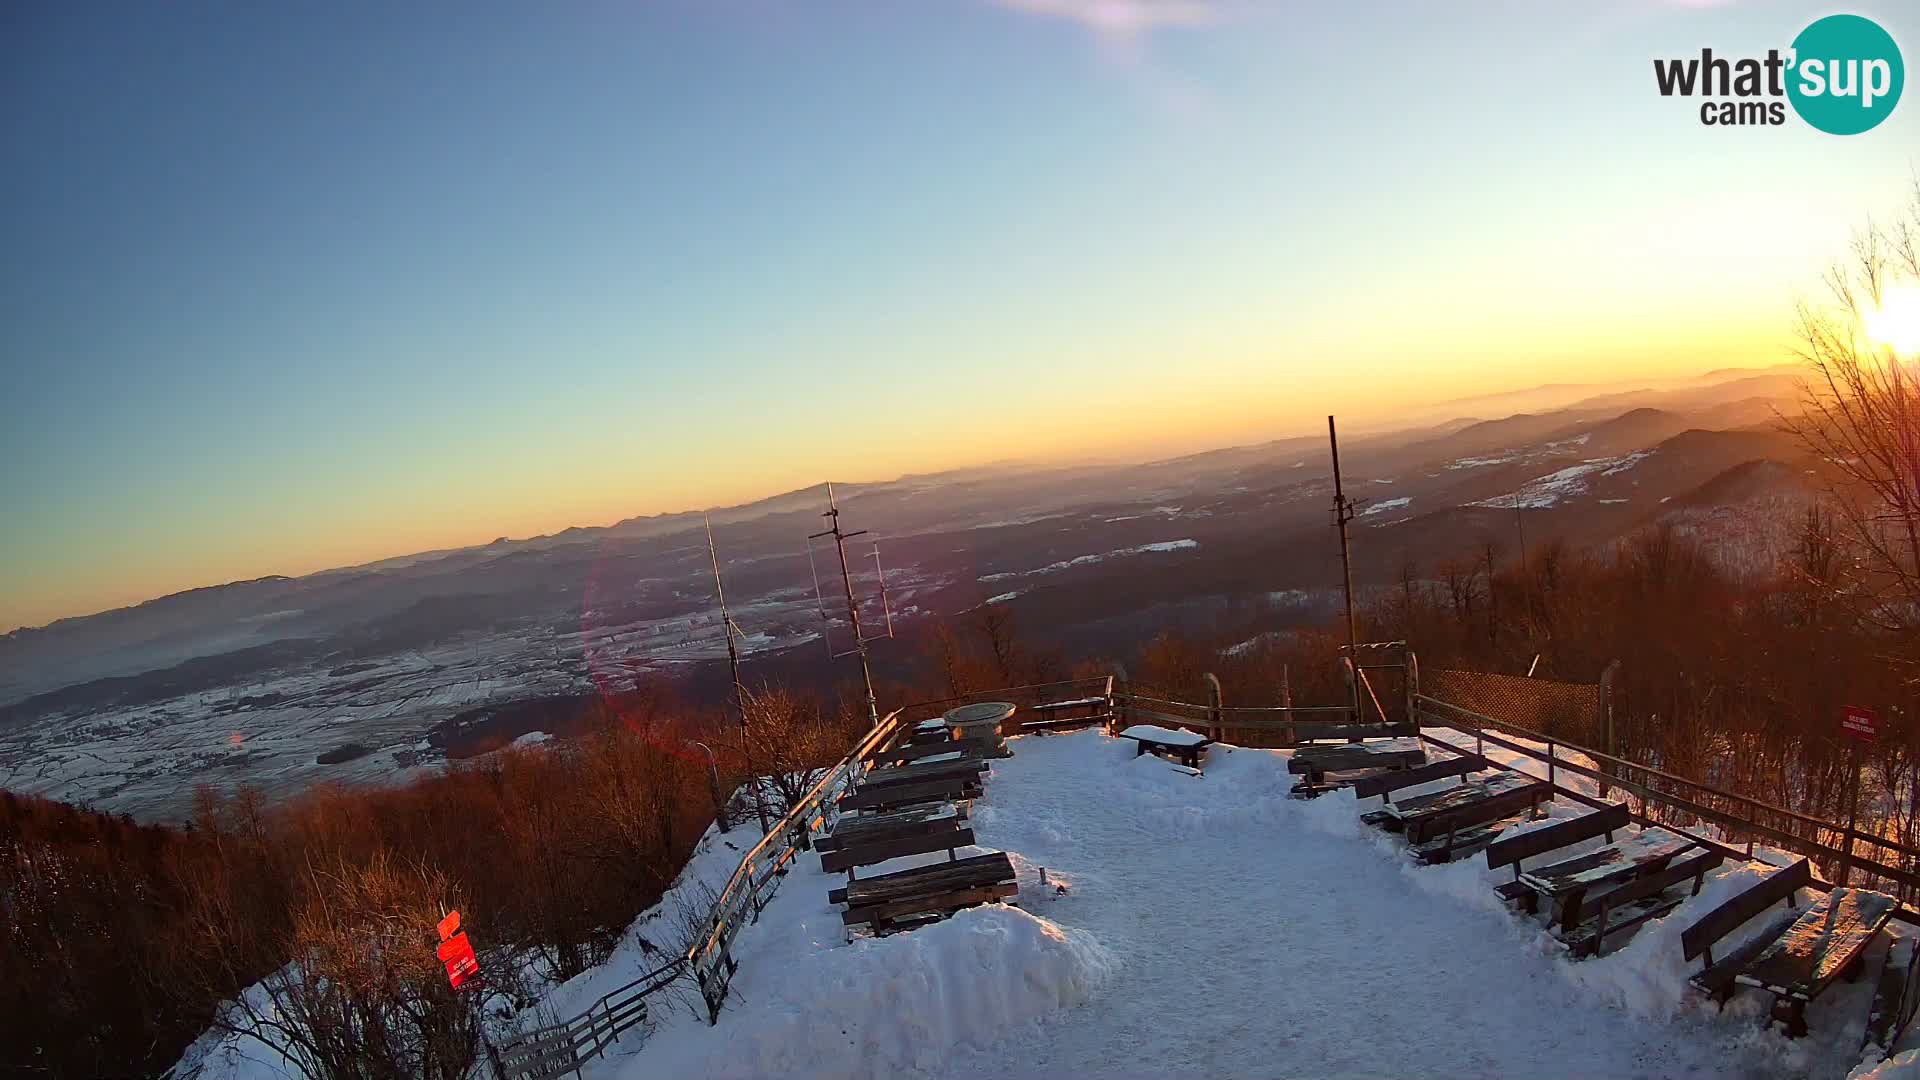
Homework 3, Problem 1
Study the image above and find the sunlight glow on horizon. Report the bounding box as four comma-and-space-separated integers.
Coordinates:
4, 1, 1918, 632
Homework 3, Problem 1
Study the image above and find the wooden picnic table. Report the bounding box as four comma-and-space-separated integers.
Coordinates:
829, 851, 1018, 932
1290, 738, 1425, 778
838, 770, 982, 813
1518, 827, 1696, 928
818, 802, 971, 877
1737, 887, 1899, 1036
1386, 770, 1543, 838
818, 802, 963, 853
1117, 724, 1212, 769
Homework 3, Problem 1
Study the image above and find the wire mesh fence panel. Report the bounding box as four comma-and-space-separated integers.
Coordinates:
1424, 669, 1604, 748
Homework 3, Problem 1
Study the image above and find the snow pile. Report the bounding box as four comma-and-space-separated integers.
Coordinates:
626, 907, 1113, 1080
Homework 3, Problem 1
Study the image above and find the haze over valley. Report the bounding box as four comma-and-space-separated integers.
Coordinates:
0, 363, 1822, 819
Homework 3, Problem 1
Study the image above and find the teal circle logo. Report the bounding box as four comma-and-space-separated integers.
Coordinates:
1787, 14, 1903, 135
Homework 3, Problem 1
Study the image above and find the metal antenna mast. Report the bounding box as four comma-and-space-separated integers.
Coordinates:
1328, 416, 1360, 708
706, 513, 769, 834
807, 482, 893, 726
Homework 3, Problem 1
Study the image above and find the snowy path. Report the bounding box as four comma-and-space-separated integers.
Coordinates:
936, 730, 1840, 1080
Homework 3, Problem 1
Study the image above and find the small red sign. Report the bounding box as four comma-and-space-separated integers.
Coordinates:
438, 934, 479, 989
436, 909, 479, 990
1842, 705, 1880, 743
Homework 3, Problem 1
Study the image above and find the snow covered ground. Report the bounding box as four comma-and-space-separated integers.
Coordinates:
522, 728, 1910, 1080
176, 726, 1915, 1078
1468, 451, 1657, 510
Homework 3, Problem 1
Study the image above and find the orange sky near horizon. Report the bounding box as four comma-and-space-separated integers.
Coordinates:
7, 1, 1917, 634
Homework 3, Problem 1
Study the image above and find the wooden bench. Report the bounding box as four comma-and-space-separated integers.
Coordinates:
870, 740, 987, 767
1867, 937, 1920, 1054
908, 718, 952, 745
1555, 846, 1723, 958
1295, 720, 1417, 746
1025, 697, 1109, 731
1486, 802, 1630, 908
838, 762, 984, 813
1355, 754, 1487, 826
860, 755, 989, 789
1736, 887, 1899, 1037
1117, 724, 1213, 770
1681, 859, 1811, 1007
1287, 737, 1426, 799
1509, 822, 1698, 930
828, 851, 1019, 934
1384, 770, 1550, 863
818, 803, 971, 877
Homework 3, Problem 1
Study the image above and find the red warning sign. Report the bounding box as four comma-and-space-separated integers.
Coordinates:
436, 910, 480, 990
1842, 705, 1880, 743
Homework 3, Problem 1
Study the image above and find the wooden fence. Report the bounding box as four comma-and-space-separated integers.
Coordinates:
1411, 691, 1920, 921
495, 958, 680, 1080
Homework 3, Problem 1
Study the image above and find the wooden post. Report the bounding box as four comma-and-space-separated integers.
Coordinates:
1403, 649, 1419, 733
1842, 739, 1862, 887
1547, 740, 1556, 789
1281, 664, 1295, 747
1598, 660, 1619, 800
1205, 672, 1224, 743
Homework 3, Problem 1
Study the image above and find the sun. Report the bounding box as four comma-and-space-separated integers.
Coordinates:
1864, 282, 1920, 354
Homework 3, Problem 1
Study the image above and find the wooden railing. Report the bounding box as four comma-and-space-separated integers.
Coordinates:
1411, 692, 1920, 919
1112, 684, 1359, 746
495, 958, 681, 1080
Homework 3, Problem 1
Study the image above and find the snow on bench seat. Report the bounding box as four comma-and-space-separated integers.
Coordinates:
1737, 887, 1898, 1035
1518, 826, 1698, 927
1118, 724, 1209, 746
1288, 738, 1426, 797
1382, 769, 1548, 844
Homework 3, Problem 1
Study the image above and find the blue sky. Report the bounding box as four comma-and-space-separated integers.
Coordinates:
3, 0, 1917, 630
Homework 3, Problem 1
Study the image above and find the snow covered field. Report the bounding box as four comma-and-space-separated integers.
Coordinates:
471, 728, 1911, 1080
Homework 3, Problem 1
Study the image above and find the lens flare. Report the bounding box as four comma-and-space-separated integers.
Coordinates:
1865, 283, 1920, 354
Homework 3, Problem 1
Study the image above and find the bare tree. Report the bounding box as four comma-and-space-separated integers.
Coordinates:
1782, 177, 1920, 649
978, 604, 1023, 686
735, 685, 844, 816
191, 852, 492, 1080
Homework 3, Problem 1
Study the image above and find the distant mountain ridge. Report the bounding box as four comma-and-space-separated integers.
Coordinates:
0, 364, 1809, 707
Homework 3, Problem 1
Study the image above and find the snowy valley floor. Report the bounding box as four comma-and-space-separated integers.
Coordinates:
181, 727, 1920, 1079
